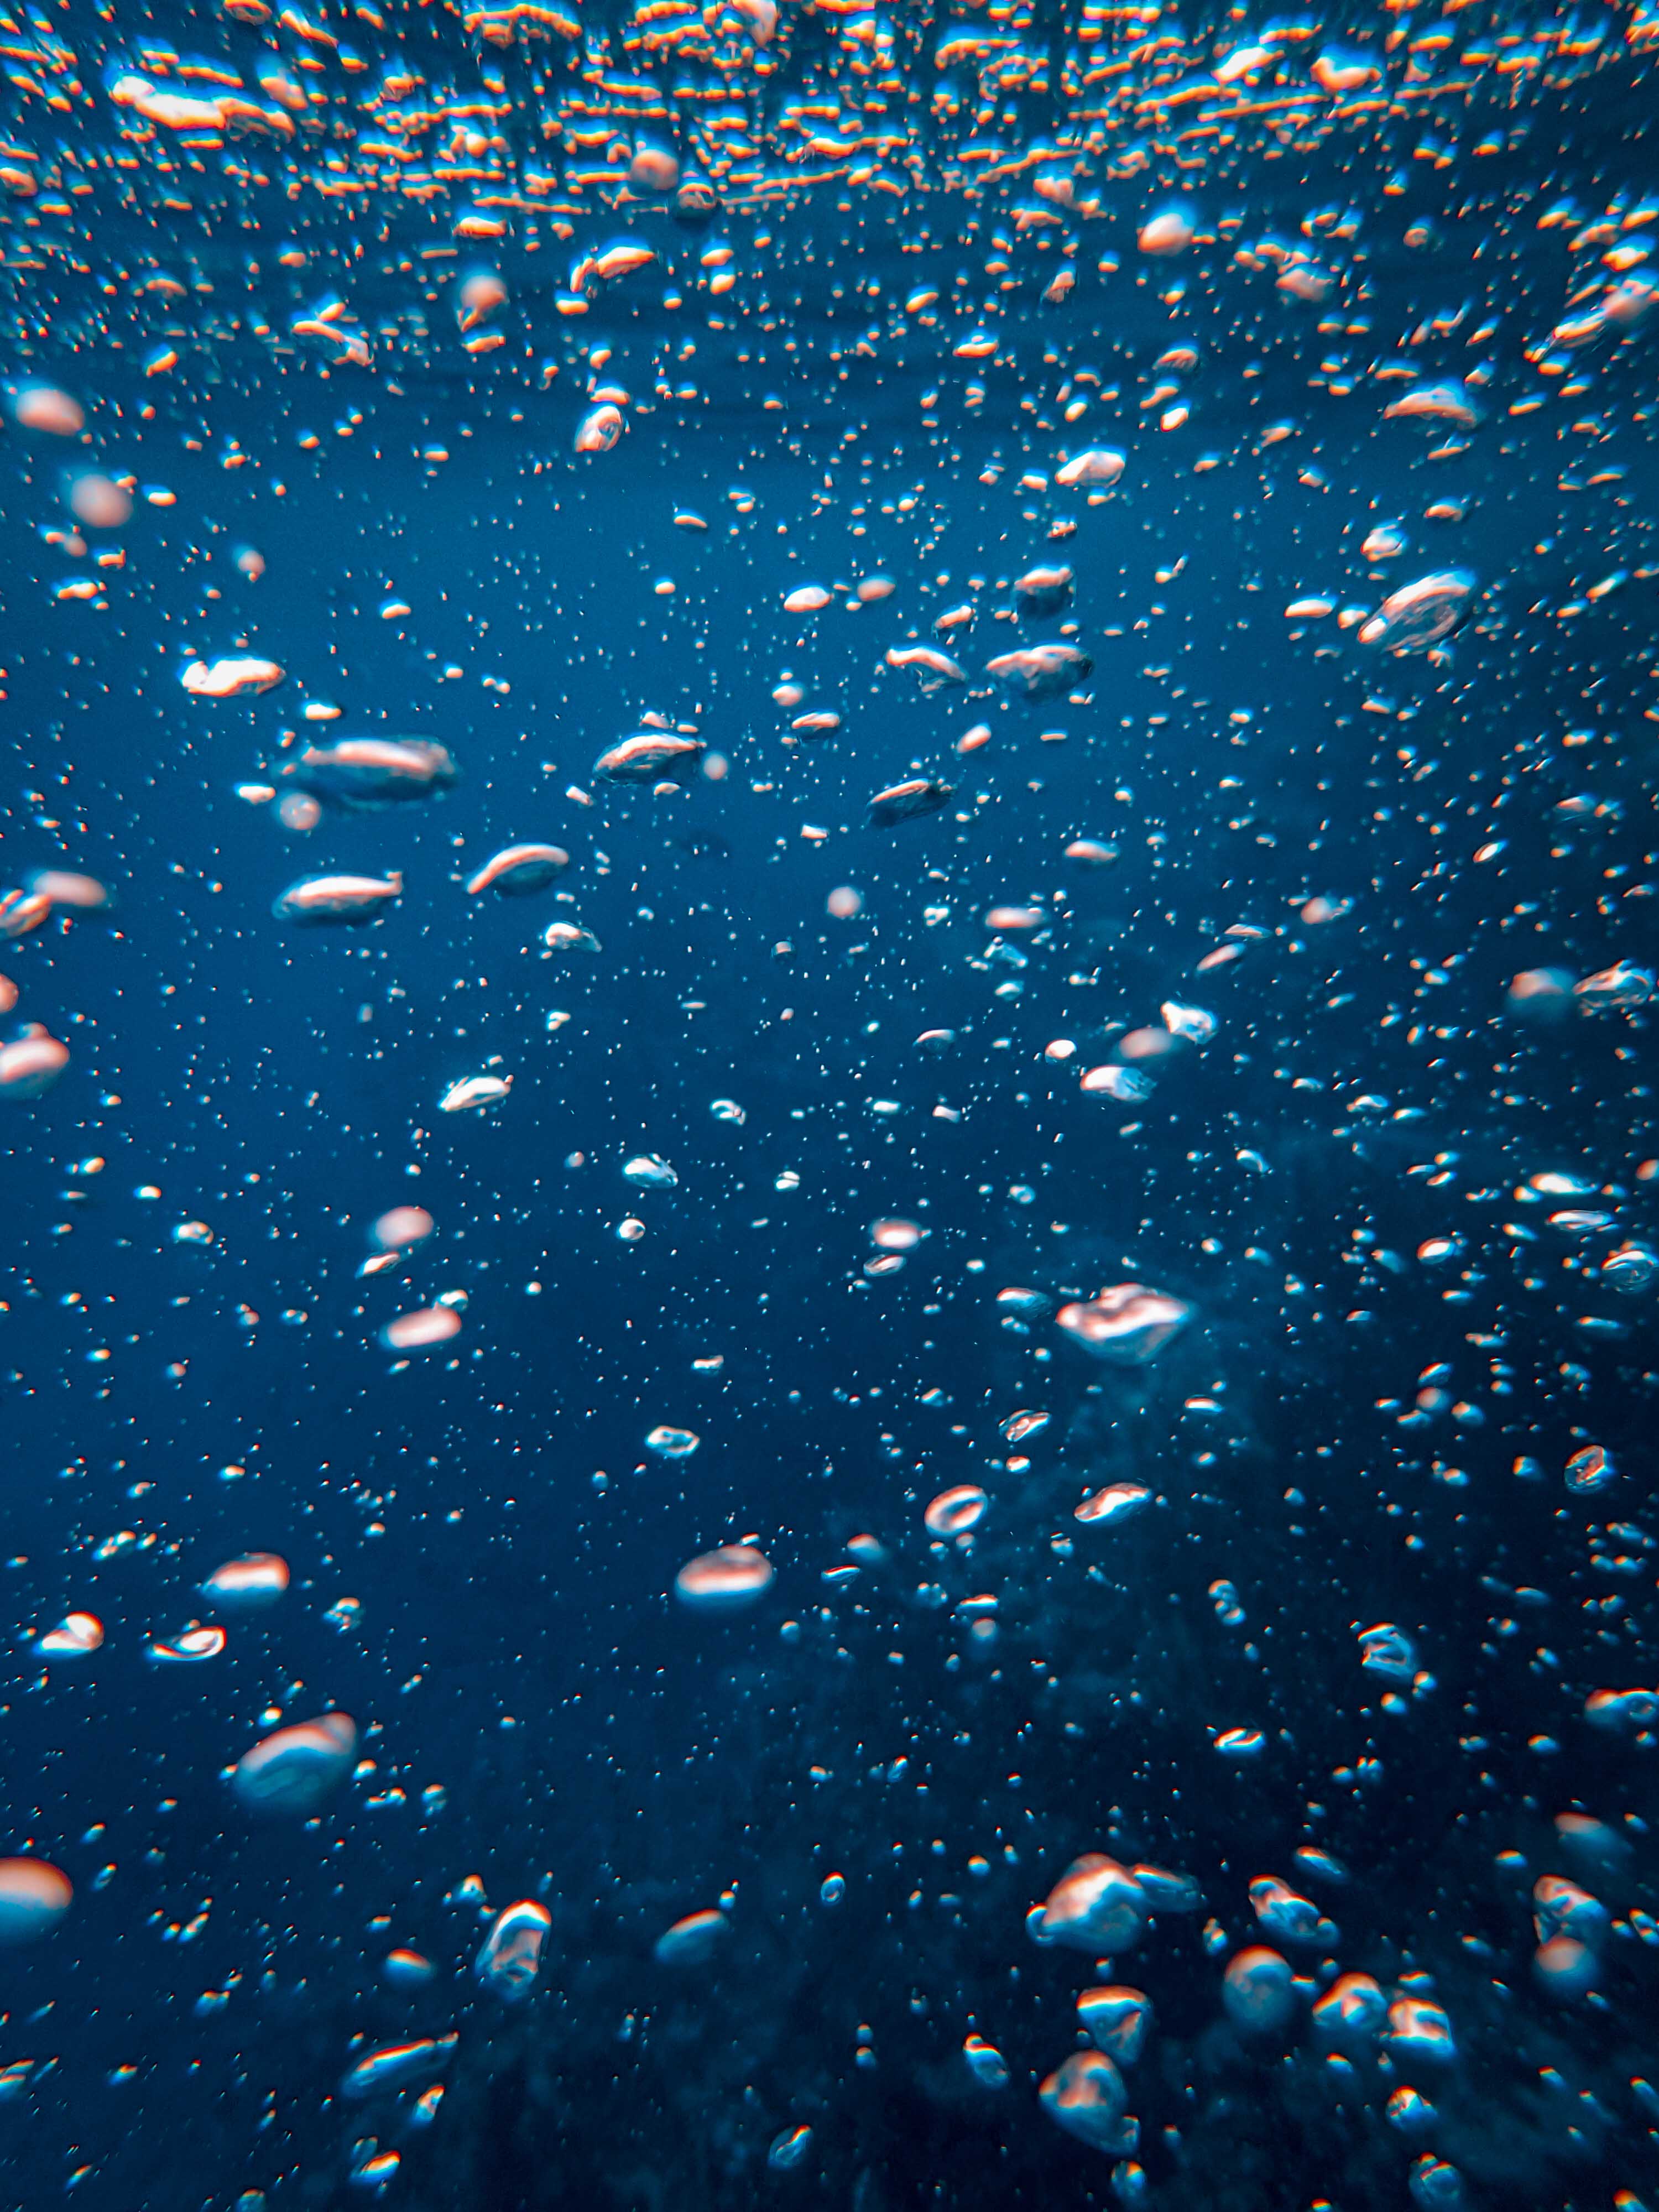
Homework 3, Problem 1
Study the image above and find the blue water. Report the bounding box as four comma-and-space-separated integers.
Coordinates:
3, 6, 1659, 2207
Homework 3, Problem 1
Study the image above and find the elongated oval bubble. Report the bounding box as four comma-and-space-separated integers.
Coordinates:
382, 1306, 463, 1353
232, 1713, 358, 1816
147, 1626, 227, 1665
645, 1425, 699, 1458
341, 2036, 457, 2101
1056, 1286, 1193, 1364
465, 844, 568, 896
674, 1546, 774, 1611
0, 1034, 70, 1100
201, 1554, 289, 1609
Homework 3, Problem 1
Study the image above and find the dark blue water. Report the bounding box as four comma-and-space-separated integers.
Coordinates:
2, 8, 1658, 2208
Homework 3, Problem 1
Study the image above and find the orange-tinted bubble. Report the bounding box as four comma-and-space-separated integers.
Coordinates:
0, 889, 51, 940
827, 886, 863, 920
382, 1307, 462, 1353
201, 1553, 290, 1609
66, 472, 132, 528
1003, 1408, 1050, 1443
181, 656, 283, 698
0, 1031, 69, 1099
371, 1206, 435, 1254
1033, 1856, 1145, 1952
147, 1626, 227, 1664
1533, 1936, 1598, 2000
458, 270, 507, 328
341, 2035, 457, 2100
12, 384, 84, 436
645, 1425, 700, 1458
1074, 1482, 1152, 1527
1119, 1027, 1179, 1064
1077, 1985, 1152, 2064
1310, 1973, 1387, 2046
1039, 2051, 1130, 2153
575, 404, 624, 453
1056, 1285, 1193, 1364
29, 870, 109, 911
924, 1486, 988, 1537
1381, 1996, 1455, 2066
1055, 447, 1125, 488
39, 1610, 103, 1658
466, 846, 568, 896
0, 1859, 72, 1943
674, 1544, 774, 1610
871, 1219, 922, 1251
1506, 967, 1575, 1014
629, 145, 680, 191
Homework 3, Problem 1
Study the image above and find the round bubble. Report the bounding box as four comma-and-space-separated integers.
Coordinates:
1222, 1947, 1294, 2034
232, 1713, 358, 1815
1533, 1936, 1598, 2000
0, 1859, 72, 1944
66, 472, 132, 528
1039, 2050, 1130, 2152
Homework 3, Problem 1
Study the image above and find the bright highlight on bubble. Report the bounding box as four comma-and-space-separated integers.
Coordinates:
674, 1545, 774, 1611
